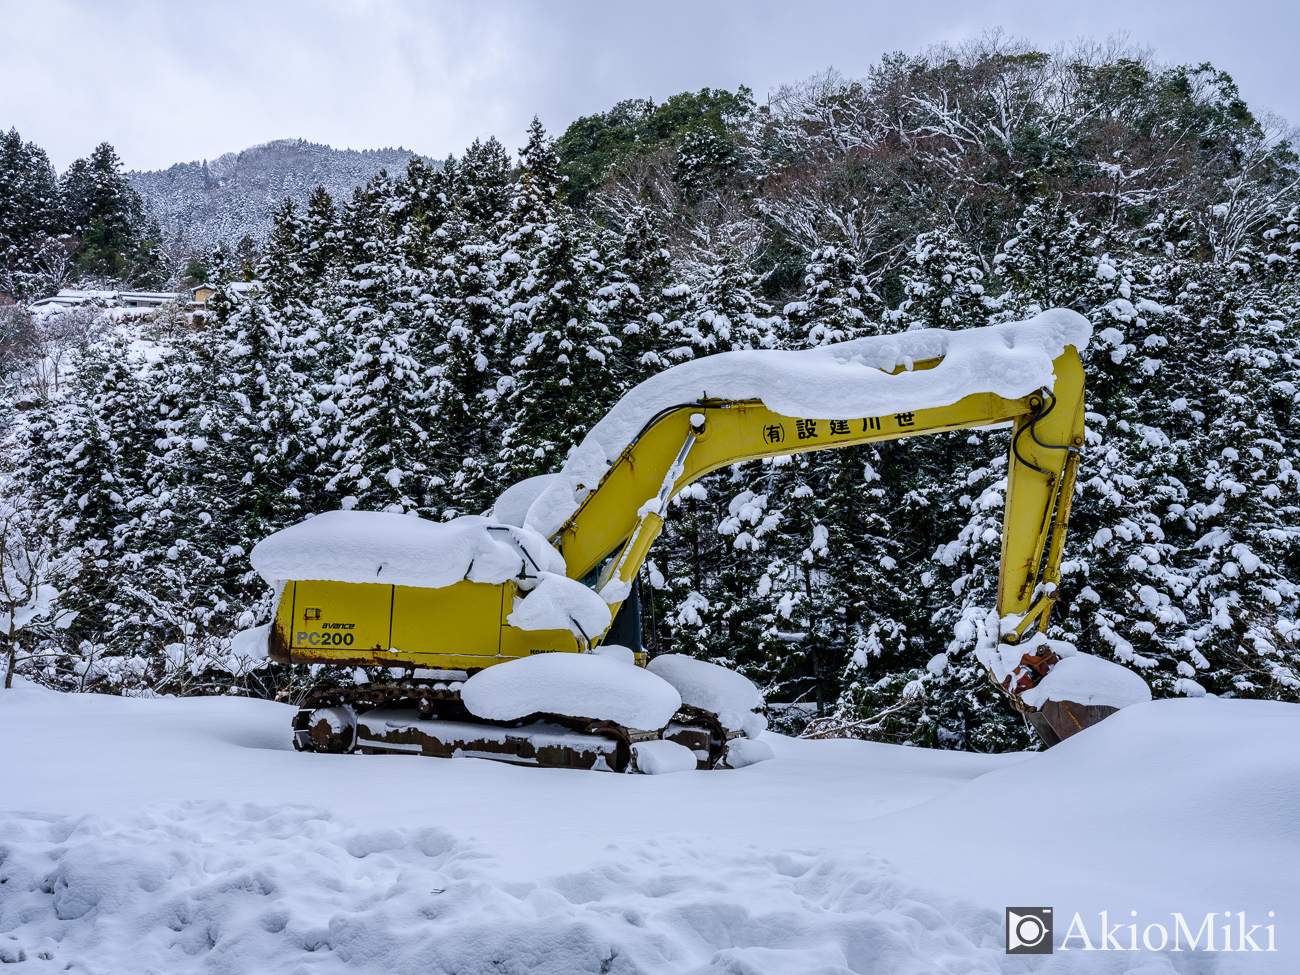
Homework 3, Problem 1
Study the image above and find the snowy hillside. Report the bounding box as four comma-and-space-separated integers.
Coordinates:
129, 139, 429, 251
0, 683, 1295, 972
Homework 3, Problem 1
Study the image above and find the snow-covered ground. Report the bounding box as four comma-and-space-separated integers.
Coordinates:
1, 682, 1295, 973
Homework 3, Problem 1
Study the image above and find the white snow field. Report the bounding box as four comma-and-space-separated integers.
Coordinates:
1, 682, 1296, 974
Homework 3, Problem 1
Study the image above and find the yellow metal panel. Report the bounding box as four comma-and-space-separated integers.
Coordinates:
498, 580, 581, 657
281, 577, 581, 669
269, 582, 297, 662
391, 581, 503, 656
498, 622, 581, 658
289, 580, 393, 658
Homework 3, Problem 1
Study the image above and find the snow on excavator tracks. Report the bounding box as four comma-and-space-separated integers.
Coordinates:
460, 650, 681, 730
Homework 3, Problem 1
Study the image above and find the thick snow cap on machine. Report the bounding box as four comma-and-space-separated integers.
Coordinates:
461, 651, 682, 730
492, 474, 565, 529
1021, 652, 1153, 710
518, 309, 1093, 538
250, 511, 566, 588
249, 511, 612, 639
648, 654, 768, 737
504, 571, 611, 641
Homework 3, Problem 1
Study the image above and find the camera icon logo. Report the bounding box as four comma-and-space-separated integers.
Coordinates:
1006, 907, 1053, 954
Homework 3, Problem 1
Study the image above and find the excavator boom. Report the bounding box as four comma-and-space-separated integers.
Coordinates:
557, 349, 1086, 651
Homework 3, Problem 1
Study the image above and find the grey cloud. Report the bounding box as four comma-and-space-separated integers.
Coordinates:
0, 0, 1294, 171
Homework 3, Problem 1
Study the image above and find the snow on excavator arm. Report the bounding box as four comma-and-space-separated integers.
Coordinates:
556, 344, 1087, 728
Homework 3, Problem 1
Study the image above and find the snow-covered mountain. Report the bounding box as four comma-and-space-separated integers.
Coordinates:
130, 138, 430, 253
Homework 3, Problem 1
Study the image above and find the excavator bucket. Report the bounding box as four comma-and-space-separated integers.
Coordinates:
1027, 703, 1119, 747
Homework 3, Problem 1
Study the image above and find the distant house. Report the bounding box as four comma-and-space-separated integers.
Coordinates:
118, 291, 180, 309
30, 289, 185, 315
190, 281, 260, 308
29, 289, 121, 309
29, 283, 263, 317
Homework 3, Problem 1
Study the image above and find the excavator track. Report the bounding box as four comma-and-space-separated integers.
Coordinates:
292, 680, 732, 771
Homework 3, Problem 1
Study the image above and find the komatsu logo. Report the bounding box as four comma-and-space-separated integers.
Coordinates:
1007, 908, 1279, 953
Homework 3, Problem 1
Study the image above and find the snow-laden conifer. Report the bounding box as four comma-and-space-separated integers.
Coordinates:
326, 178, 433, 513
496, 120, 620, 484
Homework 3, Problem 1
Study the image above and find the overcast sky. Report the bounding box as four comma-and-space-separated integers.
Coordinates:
1, 0, 1296, 172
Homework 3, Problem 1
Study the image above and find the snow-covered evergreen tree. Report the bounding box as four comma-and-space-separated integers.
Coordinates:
459, 137, 514, 229
122, 328, 263, 689
326, 181, 432, 512
605, 205, 682, 387
297, 186, 341, 284
681, 241, 775, 352
214, 200, 325, 525
59, 143, 148, 282
781, 244, 878, 346
496, 120, 620, 483
23, 338, 152, 671
428, 212, 506, 515
0, 128, 62, 300
897, 229, 991, 330
994, 203, 1097, 314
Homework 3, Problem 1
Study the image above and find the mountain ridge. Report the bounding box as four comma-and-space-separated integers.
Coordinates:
130, 137, 433, 254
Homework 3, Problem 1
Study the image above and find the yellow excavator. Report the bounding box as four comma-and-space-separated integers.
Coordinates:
255, 312, 1107, 769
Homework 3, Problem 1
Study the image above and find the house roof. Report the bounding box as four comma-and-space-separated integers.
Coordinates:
30, 289, 118, 307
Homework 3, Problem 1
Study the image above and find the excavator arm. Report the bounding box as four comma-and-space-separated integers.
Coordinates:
554, 346, 1087, 715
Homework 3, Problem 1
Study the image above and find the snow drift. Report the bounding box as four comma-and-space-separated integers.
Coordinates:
1, 684, 1295, 973
522, 309, 1092, 537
